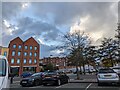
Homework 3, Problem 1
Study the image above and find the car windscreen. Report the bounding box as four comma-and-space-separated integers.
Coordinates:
98, 69, 115, 73
0, 59, 6, 76
31, 73, 41, 77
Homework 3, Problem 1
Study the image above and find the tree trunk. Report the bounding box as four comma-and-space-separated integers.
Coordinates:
79, 65, 82, 74
83, 62, 86, 75
111, 59, 114, 67
76, 65, 80, 80
88, 63, 90, 74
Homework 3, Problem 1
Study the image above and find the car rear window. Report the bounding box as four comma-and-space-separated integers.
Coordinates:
112, 67, 120, 70
31, 73, 42, 77
98, 69, 115, 73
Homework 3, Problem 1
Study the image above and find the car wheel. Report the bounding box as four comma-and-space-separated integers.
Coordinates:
66, 78, 70, 83
57, 80, 61, 86
34, 80, 40, 86
43, 83, 47, 86
98, 82, 102, 86
21, 85, 26, 87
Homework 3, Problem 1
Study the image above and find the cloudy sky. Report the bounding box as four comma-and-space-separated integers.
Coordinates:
1, 1, 119, 58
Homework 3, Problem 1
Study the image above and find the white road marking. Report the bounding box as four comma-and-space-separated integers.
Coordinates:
85, 83, 92, 90
55, 84, 68, 88
13, 81, 20, 83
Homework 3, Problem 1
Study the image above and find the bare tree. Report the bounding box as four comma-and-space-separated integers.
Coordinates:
61, 30, 91, 79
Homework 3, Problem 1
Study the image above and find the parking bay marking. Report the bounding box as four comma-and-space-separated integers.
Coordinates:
55, 84, 68, 88
85, 83, 92, 90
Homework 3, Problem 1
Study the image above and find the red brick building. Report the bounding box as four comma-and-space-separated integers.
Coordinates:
8, 37, 40, 76
40, 57, 75, 70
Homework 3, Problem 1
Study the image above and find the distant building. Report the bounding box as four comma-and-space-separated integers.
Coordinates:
8, 37, 40, 76
0, 46, 9, 58
40, 57, 75, 70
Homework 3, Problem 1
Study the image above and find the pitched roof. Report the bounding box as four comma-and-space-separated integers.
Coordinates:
24, 37, 39, 44
10, 37, 23, 42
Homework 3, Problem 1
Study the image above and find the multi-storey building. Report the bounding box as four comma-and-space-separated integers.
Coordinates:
40, 57, 75, 70
0, 46, 9, 58
8, 37, 40, 76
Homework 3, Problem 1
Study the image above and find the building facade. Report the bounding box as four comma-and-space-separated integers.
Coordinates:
40, 57, 75, 70
8, 37, 40, 76
0, 46, 9, 58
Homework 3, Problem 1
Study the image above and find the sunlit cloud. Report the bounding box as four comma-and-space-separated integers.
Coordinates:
33, 35, 45, 45
80, 15, 90, 31
3, 20, 10, 28
89, 31, 104, 45
3, 20, 13, 35
22, 2, 30, 9
70, 15, 90, 34
70, 21, 82, 34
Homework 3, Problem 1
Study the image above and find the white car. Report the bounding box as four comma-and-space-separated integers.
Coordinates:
0, 55, 10, 90
97, 68, 120, 86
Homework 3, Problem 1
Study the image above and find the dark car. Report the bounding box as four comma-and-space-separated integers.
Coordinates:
20, 72, 43, 87
42, 71, 69, 86
21, 72, 33, 78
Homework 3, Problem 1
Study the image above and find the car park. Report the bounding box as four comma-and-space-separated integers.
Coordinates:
97, 68, 120, 86
20, 72, 43, 87
42, 71, 69, 86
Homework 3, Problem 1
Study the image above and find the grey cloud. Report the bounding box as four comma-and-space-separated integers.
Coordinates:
118, 1, 120, 22
40, 44, 58, 58
2, 35, 15, 47
32, 2, 117, 41
32, 2, 114, 25
2, 2, 118, 57
2, 2, 22, 20
12, 16, 60, 42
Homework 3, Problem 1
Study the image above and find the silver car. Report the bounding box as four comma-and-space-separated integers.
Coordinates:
97, 68, 120, 86
112, 67, 120, 77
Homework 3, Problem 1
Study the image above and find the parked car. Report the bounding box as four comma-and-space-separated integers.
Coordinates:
112, 66, 120, 77
20, 72, 43, 87
97, 68, 120, 86
42, 71, 69, 86
21, 72, 33, 78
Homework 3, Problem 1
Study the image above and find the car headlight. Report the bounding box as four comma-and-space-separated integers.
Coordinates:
115, 75, 119, 78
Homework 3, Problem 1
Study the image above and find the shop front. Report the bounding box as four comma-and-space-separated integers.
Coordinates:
23, 66, 37, 73
10, 66, 20, 76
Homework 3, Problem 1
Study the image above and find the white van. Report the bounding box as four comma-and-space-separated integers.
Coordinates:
0, 55, 10, 90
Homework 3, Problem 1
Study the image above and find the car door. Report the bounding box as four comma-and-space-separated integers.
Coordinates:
34, 74, 42, 84
57, 72, 64, 83
63, 73, 68, 83
60, 72, 67, 83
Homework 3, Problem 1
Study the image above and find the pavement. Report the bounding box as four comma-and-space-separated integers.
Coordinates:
67, 73, 97, 83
